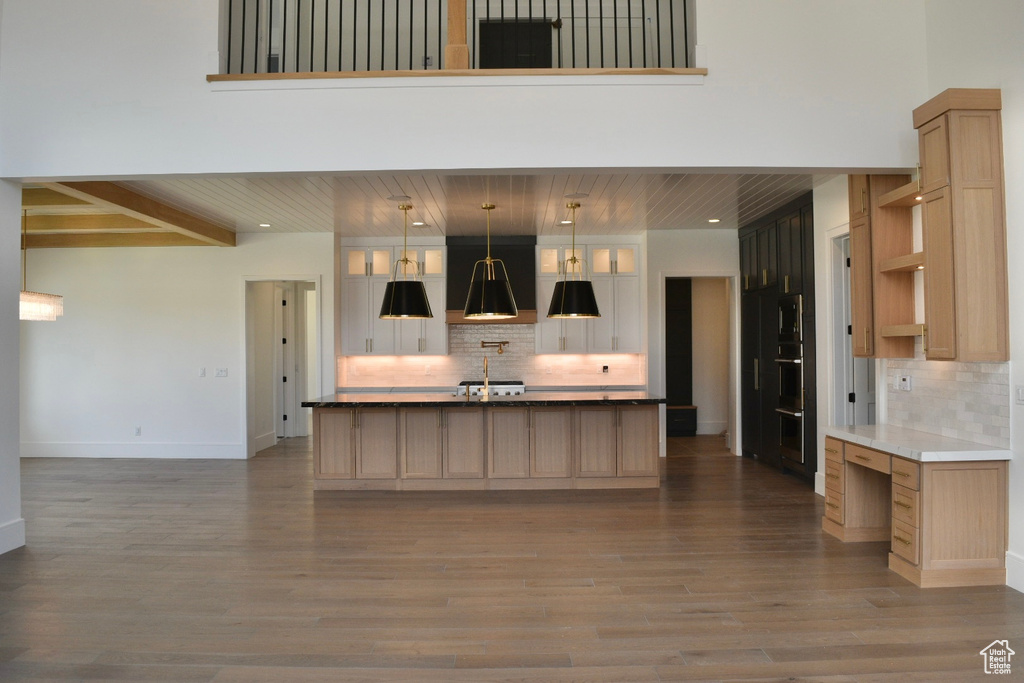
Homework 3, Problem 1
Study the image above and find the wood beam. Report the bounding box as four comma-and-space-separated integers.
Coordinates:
445, 0, 469, 69
26, 214, 163, 234
22, 187, 92, 208
25, 232, 211, 248
42, 182, 236, 246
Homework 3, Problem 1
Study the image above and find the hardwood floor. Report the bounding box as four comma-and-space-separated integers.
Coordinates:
2, 435, 1021, 681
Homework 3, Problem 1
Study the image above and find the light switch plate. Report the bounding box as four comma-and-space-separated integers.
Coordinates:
898, 375, 912, 392
1016, 385, 1024, 405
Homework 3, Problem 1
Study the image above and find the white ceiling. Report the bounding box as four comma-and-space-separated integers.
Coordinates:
121, 171, 835, 239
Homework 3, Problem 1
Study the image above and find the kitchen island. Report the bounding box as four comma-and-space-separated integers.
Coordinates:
302, 392, 665, 491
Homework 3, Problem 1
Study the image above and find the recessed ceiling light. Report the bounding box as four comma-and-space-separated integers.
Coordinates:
412, 221, 427, 227
259, 223, 271, 228
708, 218, 721, 223
564, 192, 590, 199
560, 219, 573, 225
387, 194, 411, 202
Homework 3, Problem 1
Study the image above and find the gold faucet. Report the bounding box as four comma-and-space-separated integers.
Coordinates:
481, 341, 508, 354
481, 357, 490, 402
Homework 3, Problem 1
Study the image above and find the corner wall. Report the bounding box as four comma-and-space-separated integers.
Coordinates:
0, 181, 25, 554
19, 233, 334, 460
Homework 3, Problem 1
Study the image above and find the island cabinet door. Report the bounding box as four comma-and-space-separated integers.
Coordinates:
530, 407, 573, 478
618, 405, 659, 477
575, 406, 618, 477
355, 408, 398, 479
399, 408, 442, 479
315, 409, 356, 479
487, 407, 531, 478
443, 408, 485, 478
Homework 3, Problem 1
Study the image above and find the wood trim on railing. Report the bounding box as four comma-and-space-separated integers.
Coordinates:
445, 0, 469, 70
208, 67, 707, 82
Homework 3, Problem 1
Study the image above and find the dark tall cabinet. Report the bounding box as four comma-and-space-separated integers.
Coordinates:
738, 193, 816, 481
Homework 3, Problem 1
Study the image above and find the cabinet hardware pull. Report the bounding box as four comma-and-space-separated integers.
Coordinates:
893, 534, 912, 546
825, 447, 838, 454
864, 329, 870, 353
861, 187, 867, 214
784, 275, 790, 293
894, 500, 913, 510
854, 454, 870, 461
350, 410, 356, 429
893, 470, 911, 478
916, 163, 922, 192
744, 274, 750, 290
826, 502, 839, 510
826, 473, 840, 480
754, 359, 759, 391
762, 268, 768, 286
922, 325, 928, 355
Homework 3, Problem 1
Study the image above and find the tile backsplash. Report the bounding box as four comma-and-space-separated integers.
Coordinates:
338, 323, 644, 390
886, 359, 1010, 447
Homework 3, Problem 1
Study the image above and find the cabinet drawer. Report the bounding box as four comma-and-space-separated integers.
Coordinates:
824, 489, 844, 525
890, 457, 920, 490
824, 459, 844, 494
891, 519, 920, 565
845, 443, 891, 474
891, 484, 920, 527
824, 437, 844, 463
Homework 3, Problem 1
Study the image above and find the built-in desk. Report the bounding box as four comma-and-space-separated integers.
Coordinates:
822, 425, 1010, 588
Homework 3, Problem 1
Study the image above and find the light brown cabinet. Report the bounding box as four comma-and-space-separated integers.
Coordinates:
530, 407, 574, 478
913, 91, 1008, 362
487, 407, 532, 479
822, 436, 1008, 588
314, 407, 398, 481
847, 174, 915, 358
576, 406, 618, 477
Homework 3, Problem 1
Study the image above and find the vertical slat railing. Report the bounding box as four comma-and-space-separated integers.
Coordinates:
223, 1, 689, 74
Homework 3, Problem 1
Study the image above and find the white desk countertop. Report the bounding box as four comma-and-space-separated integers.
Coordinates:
825, 424, 1012, 463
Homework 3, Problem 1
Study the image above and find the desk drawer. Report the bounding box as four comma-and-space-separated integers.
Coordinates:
845, 443, 891, 474
824, 459, 844, 494
824, 437, 844, 463
891, 456, 920, 491
824, 489, 844, 525
892, 519, 920, 565
892, 483, 920, 527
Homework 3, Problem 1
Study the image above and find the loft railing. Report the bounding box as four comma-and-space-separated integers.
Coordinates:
221, 1, 693, 74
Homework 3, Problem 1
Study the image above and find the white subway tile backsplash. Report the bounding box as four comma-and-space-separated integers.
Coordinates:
886, 359, 1010, 448
337, 323, 645, 391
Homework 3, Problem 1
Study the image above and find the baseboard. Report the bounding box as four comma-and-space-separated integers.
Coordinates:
253, 431, 278, 454
20, 441, 246, 459
0, 517, 26, 555
697, 421, 727, 435
1006, 550, 1024, 592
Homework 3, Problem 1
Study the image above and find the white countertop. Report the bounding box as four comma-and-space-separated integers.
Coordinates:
825, 424, 1012, 462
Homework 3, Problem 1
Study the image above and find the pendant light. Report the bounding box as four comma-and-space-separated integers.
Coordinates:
463, 203, 518, 319
19, 210, 64, 322
379, 203, 433, 319
547, 201, 600, 318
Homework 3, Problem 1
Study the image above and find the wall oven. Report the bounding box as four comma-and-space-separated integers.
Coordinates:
776, 295, 804, 468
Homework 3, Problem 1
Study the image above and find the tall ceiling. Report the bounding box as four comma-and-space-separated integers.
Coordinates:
24, 171, 836, 246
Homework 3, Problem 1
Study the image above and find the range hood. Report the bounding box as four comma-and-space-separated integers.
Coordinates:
445, 236, 536, 324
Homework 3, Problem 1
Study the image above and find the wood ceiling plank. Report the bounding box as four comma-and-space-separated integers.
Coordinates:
43, 181, 236, 246
26, 214, 161, 234
25, 232, 210, 248
22, 187, 92, 208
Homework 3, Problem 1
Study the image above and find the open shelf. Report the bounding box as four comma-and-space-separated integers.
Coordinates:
880, 323, 925, 338
878, 181, 923, 208
880, 251, 924, 273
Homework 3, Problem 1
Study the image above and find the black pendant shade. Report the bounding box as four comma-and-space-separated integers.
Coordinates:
378, 202, 433, 320
546, 200, 601, 319
379, 279, 433, 319
547, 279, 600, 318
464, 203, 518, 319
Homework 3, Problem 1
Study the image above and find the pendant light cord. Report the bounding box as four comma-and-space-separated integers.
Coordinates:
399, 203, 411, 280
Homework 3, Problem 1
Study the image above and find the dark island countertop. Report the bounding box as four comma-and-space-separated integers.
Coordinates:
302, 391, 666, 408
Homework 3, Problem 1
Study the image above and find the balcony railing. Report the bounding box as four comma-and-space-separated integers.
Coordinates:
221, 0, 693, 75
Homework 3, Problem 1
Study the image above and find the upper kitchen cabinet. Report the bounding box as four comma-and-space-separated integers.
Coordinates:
341, 242, 447, 356
913, 89, 1008, 362
847, 174, 915, 359
777, 212, 803, 295
738, 199, 807, 296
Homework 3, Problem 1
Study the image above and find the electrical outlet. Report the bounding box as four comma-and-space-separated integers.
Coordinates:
898, 375, 912, 392
215, 368, 228, 377
602, 365, 609, 373
199, 367, 206, 378
1016, 385, 1024, 405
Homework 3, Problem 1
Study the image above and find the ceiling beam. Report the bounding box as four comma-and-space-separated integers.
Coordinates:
25, 214, 163, 234
22, 187, 92, 208
42, 181, 236, 246
25, 232, 212, 248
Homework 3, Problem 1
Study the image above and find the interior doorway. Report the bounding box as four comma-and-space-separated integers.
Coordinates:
832, 235, 875, 425
245, 279, 319, 458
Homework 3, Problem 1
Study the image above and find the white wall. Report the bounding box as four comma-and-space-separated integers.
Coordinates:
922, 0, 1024, 591
0, 0, 926, 180
0, 180, 25, 555
20, 233, 334, 460
248, 281, 277, 452
647, 229, 739, 450
691, 278, 730, 435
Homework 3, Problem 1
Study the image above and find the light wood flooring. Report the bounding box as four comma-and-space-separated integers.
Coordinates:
2, 436, 1022, 681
